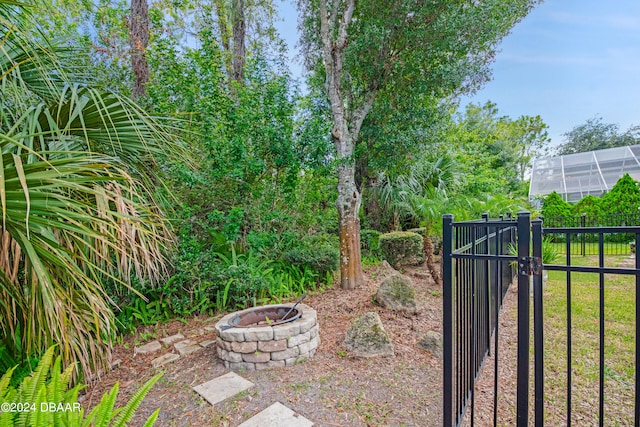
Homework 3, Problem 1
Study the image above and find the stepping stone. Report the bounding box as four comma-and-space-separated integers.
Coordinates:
134, 340, 161, 355
193, 372, 254, 406
175, 339, 202, 356
151, 353, 180, 368
199, 339, 216, 348
238, 402, 313, 427
160, 333, 185, 345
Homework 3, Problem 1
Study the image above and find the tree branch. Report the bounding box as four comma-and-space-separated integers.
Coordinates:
336, 0, 354, 49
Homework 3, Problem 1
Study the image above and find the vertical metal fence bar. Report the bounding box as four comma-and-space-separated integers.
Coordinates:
636, 231, 640, 427
599, 233, 605, 427
566, 234, 573, 426
484, 214, 491, 356
443, 214, 454, 427
517, 211, 532, 426
493, 224, 502, 427
471, 224, 477, 427
532, 218, 544, 427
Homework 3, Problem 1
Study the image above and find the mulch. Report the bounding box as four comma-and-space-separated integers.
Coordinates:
82, 262, 446, 426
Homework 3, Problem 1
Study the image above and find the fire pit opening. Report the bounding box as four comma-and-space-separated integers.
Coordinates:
227, 305, 301, 328
214, 303, 319, 371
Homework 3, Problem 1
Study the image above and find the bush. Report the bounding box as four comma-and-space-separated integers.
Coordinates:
379, 231, 424, 268
360, 229, 382, 258
0, 346, 161, 426
542, 191, 572, 218
281, 234, 340, 280
406, 228, 442, 255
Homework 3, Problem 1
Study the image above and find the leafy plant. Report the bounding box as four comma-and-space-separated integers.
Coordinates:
0, 346, 162, 426
0, 2, 177, 379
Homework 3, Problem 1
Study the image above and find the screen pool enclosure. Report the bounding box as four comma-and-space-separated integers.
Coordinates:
529, 144, 640, 203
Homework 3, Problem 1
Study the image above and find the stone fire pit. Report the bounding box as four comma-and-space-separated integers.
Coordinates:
214, 303, 319, 371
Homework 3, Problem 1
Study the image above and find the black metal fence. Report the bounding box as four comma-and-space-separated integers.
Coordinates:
544, 214, 640, 255
442, 213, 518, 426
443, 212, 640, 426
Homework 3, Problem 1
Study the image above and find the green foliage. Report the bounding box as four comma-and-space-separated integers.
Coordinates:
542, 191, 573, 218
451, 101, 550, 196
0, 1, 176, 379
0, 346, 161, 427
573, 195, 603, 218
378, 231, 424, 269
556, 117, 640, 155
601, 173, 640, 215
360, 229, 382, 258
281, 234, 340, 281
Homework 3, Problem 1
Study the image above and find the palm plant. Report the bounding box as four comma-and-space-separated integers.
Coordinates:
394, 156, 460, 287
1, 0, 175, 378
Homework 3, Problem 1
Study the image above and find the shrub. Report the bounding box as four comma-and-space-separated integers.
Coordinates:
407, 228, 442, 255
379, 231, 424, 268
542, 191, 572, 218
601, 173, 640, 216
360, 229, 382, 258
281, 234, 340, 280
0, 346, 161, 426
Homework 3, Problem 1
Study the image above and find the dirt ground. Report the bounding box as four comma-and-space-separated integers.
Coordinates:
83, 263, 445, 426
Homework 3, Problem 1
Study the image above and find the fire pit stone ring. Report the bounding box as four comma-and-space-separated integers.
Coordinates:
214, 303, 319, 371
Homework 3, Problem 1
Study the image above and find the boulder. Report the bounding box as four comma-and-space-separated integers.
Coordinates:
376, 273, 418, 314
376, 260, 398, 279
343, 312, 394, 358
418, 331, 443, 358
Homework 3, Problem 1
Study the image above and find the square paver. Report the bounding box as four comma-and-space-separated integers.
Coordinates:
238, 402, 313, 427
193, 372, 254, 406
160, 333, 185, 345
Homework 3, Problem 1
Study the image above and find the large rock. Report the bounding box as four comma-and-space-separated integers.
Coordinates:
342, 312, 394, 358
418, 331, 443, 358
376, 272, 418, 314
376, 260, 398, 280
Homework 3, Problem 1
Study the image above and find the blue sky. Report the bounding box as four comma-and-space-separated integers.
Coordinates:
275, 0, 640, 147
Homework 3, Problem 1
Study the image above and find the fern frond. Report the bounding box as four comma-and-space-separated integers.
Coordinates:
32, 386, 51, 427
82, 382, 119, 427
0, 366, 16, 399
111, 374, 162, 427
140, 408, 160, 427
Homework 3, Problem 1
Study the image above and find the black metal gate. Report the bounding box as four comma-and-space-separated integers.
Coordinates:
443, 211, 640, 426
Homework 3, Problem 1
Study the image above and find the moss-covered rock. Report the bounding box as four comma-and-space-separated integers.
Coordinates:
378, 231, 424, 268
376, 273, 417, 314
342, 312, 394, 358
418, 330, 443, 358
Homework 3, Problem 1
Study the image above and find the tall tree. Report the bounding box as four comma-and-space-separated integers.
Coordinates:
231, 0, 246, 84
299, 0, 539, 289
556, 117, 640, 155
130, 0, 150, 97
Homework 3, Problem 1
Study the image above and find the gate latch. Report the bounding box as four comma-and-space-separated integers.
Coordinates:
519, 256, 542, 276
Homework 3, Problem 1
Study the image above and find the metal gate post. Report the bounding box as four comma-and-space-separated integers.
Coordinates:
443, 214, 454, 427
517, 211, 532, 426
532, 218, 544, 427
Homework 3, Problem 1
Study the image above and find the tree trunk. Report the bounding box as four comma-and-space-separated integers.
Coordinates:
231, 0, 246, 85
130, 0, 149, 98
423, 225, 442, 287
214, 0, 233, 81
337, 164, 364, 289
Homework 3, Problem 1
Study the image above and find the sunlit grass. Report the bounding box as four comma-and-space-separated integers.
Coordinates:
541, 253, 637, 425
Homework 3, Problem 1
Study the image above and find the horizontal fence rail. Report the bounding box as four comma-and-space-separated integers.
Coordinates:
544, 214, 640, 255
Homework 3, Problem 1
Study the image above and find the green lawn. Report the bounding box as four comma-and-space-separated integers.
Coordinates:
541, 253, 637, 425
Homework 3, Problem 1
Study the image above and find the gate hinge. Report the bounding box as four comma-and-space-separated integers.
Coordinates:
519, 256, 542, 276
